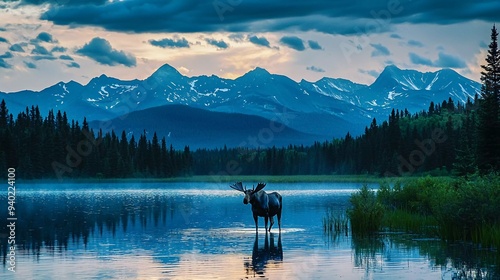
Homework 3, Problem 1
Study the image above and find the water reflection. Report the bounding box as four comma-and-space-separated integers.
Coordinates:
245, 232, 283, 277
0, 184, 499, 279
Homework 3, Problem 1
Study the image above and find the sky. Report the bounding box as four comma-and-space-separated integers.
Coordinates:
0, 0, 499, 92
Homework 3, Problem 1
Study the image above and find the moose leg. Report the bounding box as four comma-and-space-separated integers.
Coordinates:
277, 209, 282, 232
264, 216, 269, 232
253, 214, 259, 232
269, 216, 274, 232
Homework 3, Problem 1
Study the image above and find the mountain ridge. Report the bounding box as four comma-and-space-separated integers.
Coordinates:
0, 64, 482, 146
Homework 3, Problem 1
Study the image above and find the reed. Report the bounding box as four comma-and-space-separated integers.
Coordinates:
347, 184, 384, 235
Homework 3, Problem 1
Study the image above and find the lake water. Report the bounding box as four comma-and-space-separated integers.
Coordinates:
0, 182, 498, 279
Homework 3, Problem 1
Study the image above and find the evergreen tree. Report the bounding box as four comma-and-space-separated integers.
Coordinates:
477, 24, 500, 172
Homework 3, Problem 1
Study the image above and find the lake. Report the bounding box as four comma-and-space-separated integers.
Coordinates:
0, 182, 498, 279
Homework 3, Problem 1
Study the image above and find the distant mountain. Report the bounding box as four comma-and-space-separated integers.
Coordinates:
89, 104, 320, 149
0, 64, 482, 146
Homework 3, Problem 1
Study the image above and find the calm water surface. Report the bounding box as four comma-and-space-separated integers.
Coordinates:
0, 182, 498, 279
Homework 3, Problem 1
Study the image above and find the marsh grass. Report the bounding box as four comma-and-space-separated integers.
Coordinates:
323, 209, 349, 234
382, 210, 438, 236
347, 185, 384, 235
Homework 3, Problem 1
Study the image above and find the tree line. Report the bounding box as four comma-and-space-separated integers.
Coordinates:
1, 25, 499, 179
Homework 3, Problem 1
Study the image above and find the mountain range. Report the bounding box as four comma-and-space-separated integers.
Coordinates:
0, 64, 481, 148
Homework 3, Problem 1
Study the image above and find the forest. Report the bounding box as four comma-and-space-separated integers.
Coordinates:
0, 94, 492, 180
1, 25, 499, 180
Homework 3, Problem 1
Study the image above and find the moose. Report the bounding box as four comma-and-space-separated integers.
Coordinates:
230, 182, 282, 232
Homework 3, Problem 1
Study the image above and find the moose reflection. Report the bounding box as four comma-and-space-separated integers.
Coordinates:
229, 182, 282, 232
245, 232, 283, 277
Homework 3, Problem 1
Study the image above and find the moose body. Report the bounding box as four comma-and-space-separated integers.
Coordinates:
230, 182, 282, 232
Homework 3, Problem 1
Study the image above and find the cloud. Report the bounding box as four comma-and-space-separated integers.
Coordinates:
0, 58, 11, 69
409, 52, 434, 66
35, 32, 57, 43
390, 34, 403, 39
32, 55, 57, 61
59, 54, 73, 60
408, 40, 424, 47
67, 62, 80, 68
479, 41, 488, 48
279, 36, 305, 51
248, 35, 270, 48
0, 37, 9, 44
31, 44, 51, 55
38, 1, 500, 35
359, 69, 379, 78
149, 37, 190, 49
370, 43, 390, 56
228, 34, 245, 42
306, 66, 325, 73
205, 38, 229, 49
51, 46, 67, 52
76, 37, 136, 67
0, 52, 13, 59
434, 52, 467, 68
24, 61, 36, 69
409, 51, 466, 68
9, 43, 25, 52
20, 0, 106, 6
308, 40, 323, 50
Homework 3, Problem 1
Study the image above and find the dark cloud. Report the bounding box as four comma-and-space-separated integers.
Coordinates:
434, 52, 466, 68
0, 52, 13, 59
19, 0, 106, 6
59, 54, 73, 60
248, 35, 270, 48
280, 36, 305, 51
390, 34, 403, 39
409, 52, 433, 66
308, 40, 323, 50
67, 61, 80, 68
149, 37, 190, 48
228, 34, 245, 42
0, 27, 6, 31
359, 69, 379, 78
51, 46, 67, 52
35, 32, 57, 43
9, 43, 25, 52
24, 61, 37, 69
0, 58, 11, 69
31, 44, 51, 55
76, 37, 136, 67
205, 38, 229, 49
408, 40, 424, 47
409, 51, 466, 68
0, 37, 9, 44
37, 0, 500, 35
370, 43, 390, 56
306, 66, 325, 73
479, 41, 488, 48
32, 55, 57, 61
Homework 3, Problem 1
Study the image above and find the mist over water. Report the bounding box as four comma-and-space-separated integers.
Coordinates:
0, 182, 497, 279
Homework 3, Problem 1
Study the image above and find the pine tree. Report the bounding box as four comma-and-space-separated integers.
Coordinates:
477, 24, 500, 172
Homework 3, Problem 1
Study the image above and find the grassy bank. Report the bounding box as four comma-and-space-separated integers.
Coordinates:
344, 175, 500, 249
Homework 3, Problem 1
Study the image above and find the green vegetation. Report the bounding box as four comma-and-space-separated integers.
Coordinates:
347, 176, 500, 249
347, 185, 384, 235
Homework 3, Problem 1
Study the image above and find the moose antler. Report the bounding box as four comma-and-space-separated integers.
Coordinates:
229, 182, 246, 192
253, 183, 266, 193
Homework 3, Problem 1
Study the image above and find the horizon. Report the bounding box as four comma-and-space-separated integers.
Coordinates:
0, 63, 480, 94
